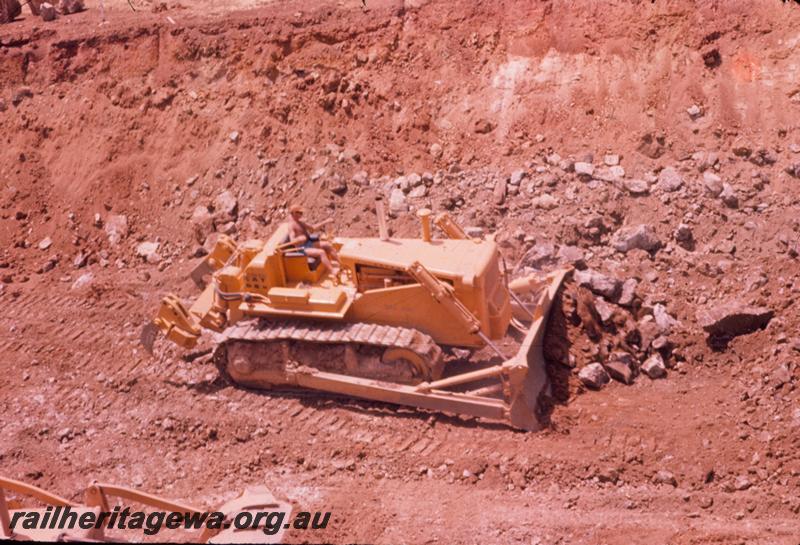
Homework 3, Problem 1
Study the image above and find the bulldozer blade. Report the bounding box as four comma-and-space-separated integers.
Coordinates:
190, 259, 213, 289
140, 321, 159, 354
507, 268, 570, 430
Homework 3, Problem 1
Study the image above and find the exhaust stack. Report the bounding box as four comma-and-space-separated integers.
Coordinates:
417, 208, 432, 242
375, 196, 390, 241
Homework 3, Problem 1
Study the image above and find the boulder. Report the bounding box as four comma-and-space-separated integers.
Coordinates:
703, 171, 723, 196
509, 169, 527, 186
556, 245, 585, 268
39, 1, 55, 20
696, 303, 774, 338
520, 243, 557, 270
719, 183, 738, 208
674, 224, 693, 245
604, 352, 635, 384
653, 304, 680, 334
617, 278, 638, 307
531, 193, 558, 209
611, 224, 661, 253
574, 162, 594, 178
623, 178, 649, 195
407, 185, 427, 198
389, 188, 408, 214
57, 0, 83, 13
578, 363, 609, 389
656, 167, 683, 192
213, 190, 238, 221
594, 297, 616, 324
573, 269, 621, 300
493, 178, 507, 205
136, 241, 161, 264
70, 272, 94, 290
641, 353, 667, 379
191, 206, 215, 243
104, 214, 129, 246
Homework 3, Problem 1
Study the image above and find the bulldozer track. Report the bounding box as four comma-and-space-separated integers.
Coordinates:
218, 318, 445, 382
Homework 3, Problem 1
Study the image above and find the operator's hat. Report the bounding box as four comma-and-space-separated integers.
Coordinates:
289, 204, 305, 214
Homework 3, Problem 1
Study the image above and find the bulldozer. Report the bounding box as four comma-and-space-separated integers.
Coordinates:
148, 198, 568, 430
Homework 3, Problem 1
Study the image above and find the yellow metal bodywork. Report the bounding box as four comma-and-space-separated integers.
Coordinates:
163, 222, 513, 349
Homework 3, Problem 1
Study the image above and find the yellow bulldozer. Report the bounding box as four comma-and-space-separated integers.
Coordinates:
148, 199, 568, 430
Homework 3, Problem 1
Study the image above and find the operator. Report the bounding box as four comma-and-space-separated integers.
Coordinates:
286, 204, 341, 275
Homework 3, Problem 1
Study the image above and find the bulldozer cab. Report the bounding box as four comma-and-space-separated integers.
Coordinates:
257, 223, 336, 286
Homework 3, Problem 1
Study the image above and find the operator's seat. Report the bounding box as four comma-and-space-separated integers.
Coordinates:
283, 247, 320, 271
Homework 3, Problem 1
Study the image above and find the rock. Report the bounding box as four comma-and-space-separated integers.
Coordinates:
578, 363, 609, 389
473, 119, 495, 134
653, 470, 678, 487
574, 269, 621, 300
719, 183, 738, 208
11, 87, 33, 106
388, 188, 408, 214
694, 151, 719, 172
329, 176, 348, 196
594, 166, 625, 182
0, 0, 22, 23
603, 154, 620, 166
38, 237, 52, 250
464, 226, 484, 238
656, 167, 683, 192
604, 353, 635, 384
104, 215, 129, 246
493, 178, 507, 205
611, 224, 661, 253
556, 245, 585, 268
623, 179, 649, 195
39, 2, 56, 20
71, 272, 94, 290
703, 172, 723, 196
73, 251, 88, 269
574, 162, 594, 178
520, 243, 557, 270
594, 297, 616, 324
653, 304, 680, 334
733, 476, 752, 491
191, 206, 214, 242
784, 163, 800, 178
674, 224, 693, 247
229, 131, 240, 143
408, 185, 427, 198
732, 144, 752, 158
531, 193, 558, 210
641, 353, 667, 379
352, 171, 369, 186
57, 0, 83, 13
509, 170, 526, 186
136, 242, 161, 264
213, 190, 238, 221
429, 142, 443, 159
687, 104, 702, 119
771, 364, 791, 388
617, 278, 638, 307
696, 303, 774, 338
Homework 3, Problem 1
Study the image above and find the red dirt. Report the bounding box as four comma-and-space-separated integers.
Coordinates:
2, 0, 800, 543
